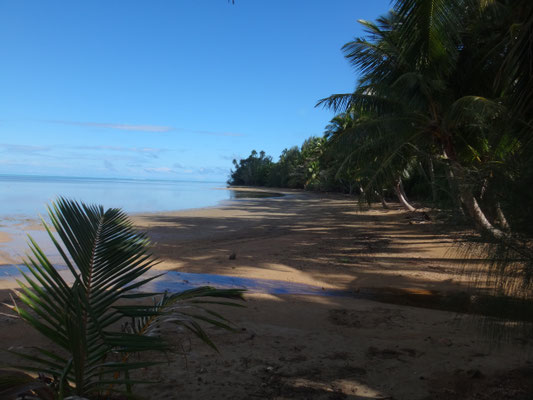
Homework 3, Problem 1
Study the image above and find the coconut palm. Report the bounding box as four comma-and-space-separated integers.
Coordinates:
2, 198, 245, 399
318, 13, 435, 211
318, 1, 533, 236
318, 0, 533, 315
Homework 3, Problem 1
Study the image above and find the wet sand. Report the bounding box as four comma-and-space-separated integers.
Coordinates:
0, 188, 532, 399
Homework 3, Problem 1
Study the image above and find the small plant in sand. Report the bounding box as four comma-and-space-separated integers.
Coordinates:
0, 198, 245, 400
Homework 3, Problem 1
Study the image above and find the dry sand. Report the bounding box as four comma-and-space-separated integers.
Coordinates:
0, 188, 532, 399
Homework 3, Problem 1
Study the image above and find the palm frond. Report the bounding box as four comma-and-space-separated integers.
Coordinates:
120, 288, 245, 351
394, 0, 466, 74
7, 198, 246, 398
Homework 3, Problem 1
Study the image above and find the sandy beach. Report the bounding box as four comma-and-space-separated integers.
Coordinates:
1, 188, 532, 399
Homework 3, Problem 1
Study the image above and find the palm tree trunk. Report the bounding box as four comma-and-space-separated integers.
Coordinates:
459, 187, 507, 240
376, 190, 390, 209
446, 167, 463, 210
428, 157, 437, 203
442, 149, 466, 216
458, 184, 533, 262
395, 178, 416, 212
495, 202, 511, 231
442, 155, 533, 259
479, 178, 489, 200
448, 161, 510, 240
399, 180, 411, 203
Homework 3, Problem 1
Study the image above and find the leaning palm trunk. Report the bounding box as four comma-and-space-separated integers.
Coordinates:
445, 167, 464, 214
375, 190, 391, 209
495, 202, 511, 231
459, 185, 508, 241
450, 163, 533, 260
394, 178, 416, 211
449, 161, 508, 240
427, 157, 438, 203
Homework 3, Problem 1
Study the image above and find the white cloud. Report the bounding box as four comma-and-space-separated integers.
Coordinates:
0, 143, 51, 152
144, 167, 174, 173
42, 120, 245, 137
47, 120, 173, 132
182, 128, 244, 137
76, 145, 165, 158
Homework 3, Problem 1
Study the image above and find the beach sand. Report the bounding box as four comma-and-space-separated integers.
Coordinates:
0, 188, 531, 399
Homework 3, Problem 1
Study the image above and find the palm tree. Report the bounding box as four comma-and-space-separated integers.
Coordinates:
318, 1, 532, 237
318, 13, 432, 211
2, 198, 245, 399
318, 0, 533, 312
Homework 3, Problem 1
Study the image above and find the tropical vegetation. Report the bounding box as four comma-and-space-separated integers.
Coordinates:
0, 198, 245, 399
229, 0, 533, 311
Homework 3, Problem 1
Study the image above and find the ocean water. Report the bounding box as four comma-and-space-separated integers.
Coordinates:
0, 175, 285, 267
0, 174, 230, 218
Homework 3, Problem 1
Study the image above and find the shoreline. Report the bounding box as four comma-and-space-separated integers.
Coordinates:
1, 188, 532, 399
132, 187, 470, 293
0, 187, 484, 292
0, 186, 291, 269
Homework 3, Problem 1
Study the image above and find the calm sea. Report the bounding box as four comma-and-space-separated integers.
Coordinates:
0, 174, 230, 218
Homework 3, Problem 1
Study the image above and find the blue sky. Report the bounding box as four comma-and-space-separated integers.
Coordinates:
0, 0, 391, 182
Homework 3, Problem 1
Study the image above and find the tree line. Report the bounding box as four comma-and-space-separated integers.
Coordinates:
230, 0, 533, 303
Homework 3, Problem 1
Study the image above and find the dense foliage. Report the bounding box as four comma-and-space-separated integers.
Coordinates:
230, 0, 533, 303
228, 139, 336, 191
